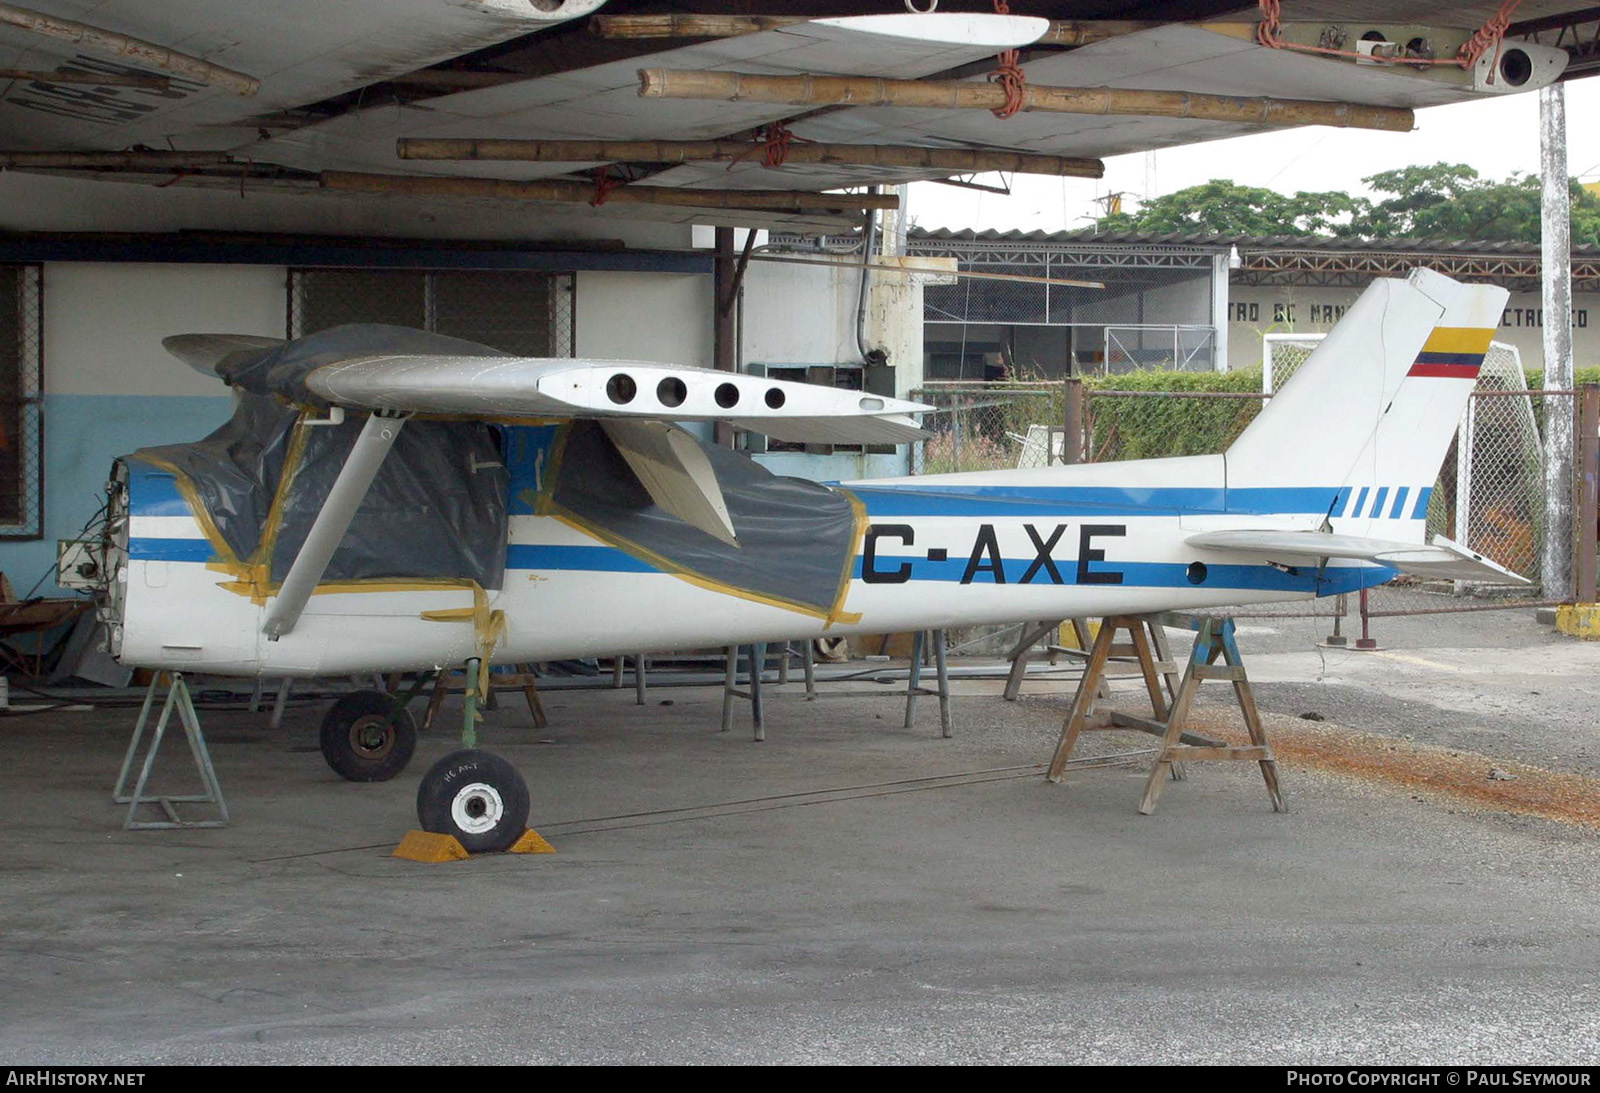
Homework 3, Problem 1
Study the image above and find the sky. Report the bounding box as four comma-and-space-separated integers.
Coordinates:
907, 77, 1600, 235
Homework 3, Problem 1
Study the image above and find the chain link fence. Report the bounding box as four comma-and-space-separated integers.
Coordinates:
0, 265, 42, 540
1262, 335, 1584, 618
913, 383, 1064, 474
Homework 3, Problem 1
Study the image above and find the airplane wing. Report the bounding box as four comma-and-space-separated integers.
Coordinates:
1186, 529, 1531, 585
162, 331, 930, 445
302, 354, 929, 445
162, 333, 286, 377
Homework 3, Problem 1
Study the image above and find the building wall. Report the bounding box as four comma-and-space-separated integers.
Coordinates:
9, 262, 725, 594
1227, 284, 1600, 372
6, 251, 925, 593
742, 257, 924, 479
15, 264, 272, 598
575, 270, 713, 367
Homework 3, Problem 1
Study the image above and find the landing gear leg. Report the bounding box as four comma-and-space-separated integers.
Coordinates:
414, 657, 530, 853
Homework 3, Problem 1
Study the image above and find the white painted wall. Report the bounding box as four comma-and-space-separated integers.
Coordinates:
1227, 284, 1599, 371
741, 255, 928, 397
574, 270, 713, 367
742, 259, 859, 367
44, 263, 284, 397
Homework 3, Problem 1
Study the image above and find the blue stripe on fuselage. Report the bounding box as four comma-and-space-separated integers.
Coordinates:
848, 484, 1340, 518
504, 544, 657, 572
128, 539, 1398, 596
852, 555, 1395, 596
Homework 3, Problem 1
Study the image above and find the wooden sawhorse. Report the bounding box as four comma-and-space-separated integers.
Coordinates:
1045, 614, 1285, 815
423, 664, 548, 730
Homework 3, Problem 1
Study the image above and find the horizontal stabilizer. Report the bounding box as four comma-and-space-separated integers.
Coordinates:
162, 333, 286, 378
300, 355, 931, 443
1186, 529, 1531, 585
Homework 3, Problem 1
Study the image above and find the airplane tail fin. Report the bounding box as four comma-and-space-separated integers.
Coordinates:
1224, 268, 1507, 537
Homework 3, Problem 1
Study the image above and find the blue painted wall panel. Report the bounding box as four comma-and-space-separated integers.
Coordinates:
2, 393, 234, 595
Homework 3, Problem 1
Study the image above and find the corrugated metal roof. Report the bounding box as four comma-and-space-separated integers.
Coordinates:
908, 226, 1600, 256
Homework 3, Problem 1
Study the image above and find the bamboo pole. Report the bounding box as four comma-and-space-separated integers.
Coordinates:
0, 2, 259, 96
0, 68, 170, 89
591, 14, 1158, 48
637, 69, 1415, 132
396, 138, 1104, 179
0, 150, 230, 169
748, 252, 1103, 290
319, 171, 900, 213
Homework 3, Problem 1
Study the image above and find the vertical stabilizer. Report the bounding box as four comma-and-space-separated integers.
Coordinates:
1225, 269, 1507, 540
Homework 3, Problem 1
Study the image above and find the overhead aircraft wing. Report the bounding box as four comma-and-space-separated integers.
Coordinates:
240, 13, 1566, 207
251, 12, 1051, 188
0, 0, 602, 153
301, 354, 930, 445
1186, 529, 1531, 586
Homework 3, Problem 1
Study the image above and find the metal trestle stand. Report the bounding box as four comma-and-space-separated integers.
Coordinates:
114, 672, 229, 830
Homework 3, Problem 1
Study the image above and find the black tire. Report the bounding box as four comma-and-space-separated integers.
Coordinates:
319, 691, 417, 783
416, 749, 530, 854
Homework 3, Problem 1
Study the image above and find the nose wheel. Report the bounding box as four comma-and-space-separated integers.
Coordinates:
410, 657, 533, 854
415, 748, 530, 853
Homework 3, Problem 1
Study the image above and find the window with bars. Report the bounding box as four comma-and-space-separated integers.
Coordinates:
0, 266, 42, 540
287, 268, 575, 356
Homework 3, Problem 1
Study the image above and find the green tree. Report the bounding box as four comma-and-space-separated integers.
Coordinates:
1095, 165, 1600, 246
1351, 163, 1600, 245
1095, 179, 1361, 236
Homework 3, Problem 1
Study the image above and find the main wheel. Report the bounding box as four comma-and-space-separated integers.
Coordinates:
416, 749, 530, 854
319, 690, 417, 783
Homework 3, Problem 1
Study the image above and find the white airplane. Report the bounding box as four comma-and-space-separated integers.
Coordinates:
96, 267, 1523, 851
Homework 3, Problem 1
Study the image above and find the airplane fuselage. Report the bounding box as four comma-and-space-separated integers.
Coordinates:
104, 423, 1398, 678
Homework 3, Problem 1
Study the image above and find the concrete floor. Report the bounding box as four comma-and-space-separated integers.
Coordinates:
3, 611, 1600, 1064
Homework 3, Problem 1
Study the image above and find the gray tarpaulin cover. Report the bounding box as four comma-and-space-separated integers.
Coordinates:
131, 325, 509, 590
128, 324, 855, 608
552, 421, 856, 615
214, 323, 502, 407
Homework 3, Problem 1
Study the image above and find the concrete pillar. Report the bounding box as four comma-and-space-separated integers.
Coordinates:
1211, 251, 1232, 371
1541, 83, 1575, 600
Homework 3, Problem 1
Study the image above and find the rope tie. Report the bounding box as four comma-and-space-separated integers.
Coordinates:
589, 166, 625, 206
727, 121, 808, 170
988, 0, 1026, 120
1458, 0, 1524, 81
988, 49, 1026, 119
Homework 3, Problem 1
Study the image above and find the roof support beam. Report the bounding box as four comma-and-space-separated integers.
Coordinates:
637, 69, 1415, 132
591, 14, 1157, 48
319, 170, 899, 215
396, 138, 1104, 179
0, 150, 229, 169
0, 2, 259, 95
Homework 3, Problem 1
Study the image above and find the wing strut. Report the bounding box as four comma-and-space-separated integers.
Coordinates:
262, 412, 407, 640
